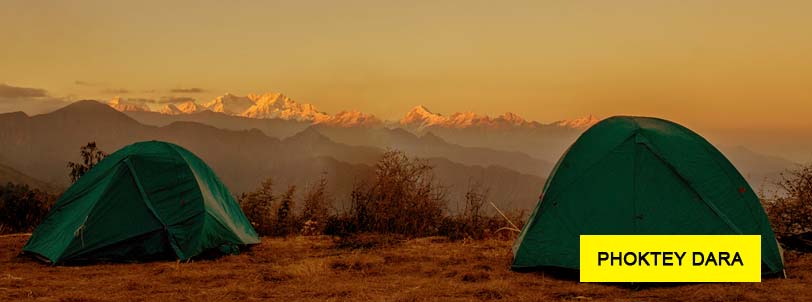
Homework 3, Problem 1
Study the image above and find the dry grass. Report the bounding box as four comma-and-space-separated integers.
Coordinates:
1, 235, 812, 301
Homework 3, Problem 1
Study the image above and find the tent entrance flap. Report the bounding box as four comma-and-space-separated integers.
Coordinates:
123, 158, 185, 260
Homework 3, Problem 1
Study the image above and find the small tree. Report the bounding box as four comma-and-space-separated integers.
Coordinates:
67, 141, 108, 183
301, 174, 331, 235
763, 164, 812, 238
238, 178, 276, 236
275, 185, 296, 236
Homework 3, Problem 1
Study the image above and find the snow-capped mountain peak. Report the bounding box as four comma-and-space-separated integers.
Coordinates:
203, 93, 254, 115
410, 105, 436, 116
446, 112, 486, 127
554, 114, 600, 129
160, 101, 206, 115
498, 112, 526, 125
241, 92, 329, 121
317, 110, 382, 128
176, 101, 206, 114
159, 104, 181, 115
107, 97, 150, 112
400, 107, 536, 129
401, 105, 447, 128
105, 91, 599, 131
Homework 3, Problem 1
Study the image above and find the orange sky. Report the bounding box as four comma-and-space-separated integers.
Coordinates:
1, 0, 811, 130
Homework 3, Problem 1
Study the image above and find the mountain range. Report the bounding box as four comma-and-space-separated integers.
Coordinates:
0, 94, 799, 211
111, 93, 600, 165
113, 92, 798, 188
0, 162, 61, 193
0, 101, 549, 211
108, 93, 597, 130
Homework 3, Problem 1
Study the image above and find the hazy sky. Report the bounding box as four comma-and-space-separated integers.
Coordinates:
1, 0, 811, 130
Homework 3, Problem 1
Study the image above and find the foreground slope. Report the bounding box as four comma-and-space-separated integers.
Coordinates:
1, 235, 810, 301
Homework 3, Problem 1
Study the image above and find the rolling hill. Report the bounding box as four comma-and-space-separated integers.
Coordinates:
0, 101, 545, 210
0, 162, 61, 193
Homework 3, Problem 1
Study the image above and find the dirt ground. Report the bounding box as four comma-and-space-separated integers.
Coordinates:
1, 235, 811, 302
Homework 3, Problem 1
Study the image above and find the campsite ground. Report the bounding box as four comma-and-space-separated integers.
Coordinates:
1, 235, 811, 302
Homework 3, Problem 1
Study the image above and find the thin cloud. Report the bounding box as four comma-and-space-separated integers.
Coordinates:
0, 83, 49, 98
74, 80, 106, 87
101, 88, 130, 94
169, 87, 206, 93
114, 97, 156, 104
0, 98, 69, 115
158, 96, 196, 104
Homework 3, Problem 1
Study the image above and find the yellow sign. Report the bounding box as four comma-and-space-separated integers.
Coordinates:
580, 235, 761, 282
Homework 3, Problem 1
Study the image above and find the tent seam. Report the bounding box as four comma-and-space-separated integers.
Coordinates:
123, 158, 187, 260
635, 133, 743, 234
676, 125, 765, 229
540, 133, 639, 239
51, 160, 125, 263
165, 144, 237, 244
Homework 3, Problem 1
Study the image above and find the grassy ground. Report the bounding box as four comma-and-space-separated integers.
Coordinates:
1, 235, 811, 301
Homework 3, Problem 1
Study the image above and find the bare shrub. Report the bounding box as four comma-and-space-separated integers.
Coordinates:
240, 150, 530, 241
341, 150, 446, 237
440, 183, 487, 240
438, 183, 527, 240
763, 164, 812, 238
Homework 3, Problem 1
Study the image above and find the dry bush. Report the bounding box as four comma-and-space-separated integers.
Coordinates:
462, 183, 487, 237
0, 182, 56, 234
762, 164, 812, 239
241, 176, 333, 237
439, 183, 527, 241
338, 150, 446, 237
440, 183, 488, 240
239, 180, 301, 237
242, 150, 528, 241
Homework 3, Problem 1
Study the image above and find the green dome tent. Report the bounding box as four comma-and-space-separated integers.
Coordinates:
512, 116, 784, 275
24, 141, 260, 264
